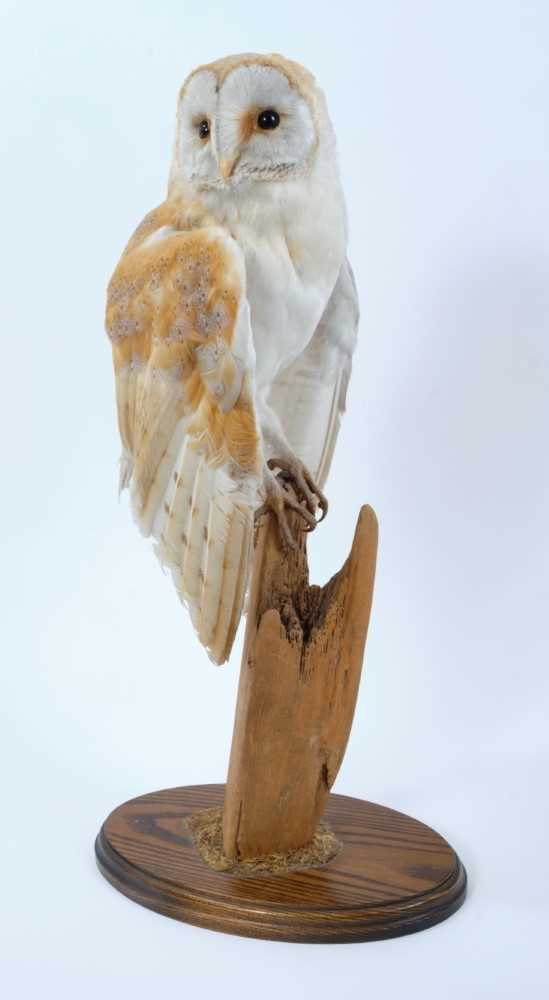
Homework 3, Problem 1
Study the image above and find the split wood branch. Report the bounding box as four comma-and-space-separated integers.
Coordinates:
222, 504, 378, 860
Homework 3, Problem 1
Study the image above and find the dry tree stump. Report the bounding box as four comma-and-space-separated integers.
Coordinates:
222, 504, 379, 861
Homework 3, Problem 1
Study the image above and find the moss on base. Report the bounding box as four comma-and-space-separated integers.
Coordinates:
184, 806, 341, 875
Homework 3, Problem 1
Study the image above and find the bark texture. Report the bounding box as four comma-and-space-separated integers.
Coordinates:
222, 504, 378, 860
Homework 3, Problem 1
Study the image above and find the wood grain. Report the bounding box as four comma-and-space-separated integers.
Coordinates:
95, 783, 467, 943
222, 505, 378, 860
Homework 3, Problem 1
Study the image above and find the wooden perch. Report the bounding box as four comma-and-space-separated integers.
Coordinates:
222, 504, 378, 861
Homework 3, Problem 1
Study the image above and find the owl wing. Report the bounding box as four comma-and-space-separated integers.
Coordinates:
267, 258, 359, 487
106, 203, 261, 665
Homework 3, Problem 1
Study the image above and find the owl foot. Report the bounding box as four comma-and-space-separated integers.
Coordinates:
255, 461, 327, 551
267, 457, 328, 524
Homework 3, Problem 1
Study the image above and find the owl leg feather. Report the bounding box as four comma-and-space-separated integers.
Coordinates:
255, 395, 328, 547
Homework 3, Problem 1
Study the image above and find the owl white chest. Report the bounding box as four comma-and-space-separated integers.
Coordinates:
201, 169, 347, 388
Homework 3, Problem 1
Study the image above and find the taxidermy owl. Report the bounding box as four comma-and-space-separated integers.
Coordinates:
106, 53, 359, 664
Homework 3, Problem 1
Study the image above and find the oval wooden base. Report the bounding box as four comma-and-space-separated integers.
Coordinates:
95, 784, 466, 944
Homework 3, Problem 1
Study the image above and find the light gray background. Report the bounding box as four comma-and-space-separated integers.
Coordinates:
1, 1, 548, 996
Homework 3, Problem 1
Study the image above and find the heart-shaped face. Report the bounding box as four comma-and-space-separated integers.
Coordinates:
172, 54, 325, 191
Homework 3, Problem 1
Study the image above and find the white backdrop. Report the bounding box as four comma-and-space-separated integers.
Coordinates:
1, 1, 548, 996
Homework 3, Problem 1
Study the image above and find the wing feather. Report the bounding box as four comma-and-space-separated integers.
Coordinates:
267, 258, 359, 487
106, 201, 261, 664
209, 506, 248, 664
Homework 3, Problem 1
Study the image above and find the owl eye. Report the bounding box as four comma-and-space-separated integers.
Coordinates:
198, 119, 210, 139
257, 109, 280, 130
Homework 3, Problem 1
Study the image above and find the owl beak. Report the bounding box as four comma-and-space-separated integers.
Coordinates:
219, 153, 240, 182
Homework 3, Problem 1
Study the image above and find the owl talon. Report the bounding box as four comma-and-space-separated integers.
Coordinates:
266, 457, 328, 524
256, 466, 319, 551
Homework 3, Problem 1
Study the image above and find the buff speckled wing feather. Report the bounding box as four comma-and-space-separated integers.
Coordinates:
106, 200, 261, 664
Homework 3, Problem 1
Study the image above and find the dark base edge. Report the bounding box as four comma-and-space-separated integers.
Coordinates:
95, 826, 467, 944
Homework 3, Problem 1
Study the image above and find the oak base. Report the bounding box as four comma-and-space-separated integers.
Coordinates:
95, 783, 466, 944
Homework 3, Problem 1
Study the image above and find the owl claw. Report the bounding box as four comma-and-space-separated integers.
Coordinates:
267, 457, 328, 523
256, 459, 327, 551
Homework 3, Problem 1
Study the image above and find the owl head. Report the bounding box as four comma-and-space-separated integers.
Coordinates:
169, 53, 333, 193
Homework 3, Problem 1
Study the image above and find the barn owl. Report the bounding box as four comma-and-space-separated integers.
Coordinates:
106, 53, 359, 665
